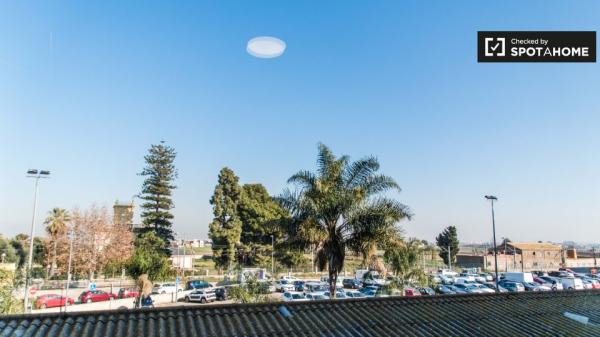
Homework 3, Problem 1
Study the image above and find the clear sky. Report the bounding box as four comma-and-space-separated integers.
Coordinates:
1, 1, 599, 244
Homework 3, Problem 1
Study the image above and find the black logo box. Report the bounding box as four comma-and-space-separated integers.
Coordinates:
478, 31, 596, 62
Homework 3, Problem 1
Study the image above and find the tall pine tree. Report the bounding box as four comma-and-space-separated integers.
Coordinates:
139, 142, 178, 252
209, 167, 243, 271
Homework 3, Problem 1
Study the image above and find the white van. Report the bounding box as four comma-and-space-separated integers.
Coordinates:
504, 272, 534, 284
561, 278, 584, 290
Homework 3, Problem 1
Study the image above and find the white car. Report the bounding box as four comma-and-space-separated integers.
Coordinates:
471, 284, 495, 294
281, 275, 299, 282
184, 289, 216, 303
345, 291, 367, 298
152, 283, 182, 294
274, 280, 295, 292
282, 292, 307, 302
561, 277, 584, 290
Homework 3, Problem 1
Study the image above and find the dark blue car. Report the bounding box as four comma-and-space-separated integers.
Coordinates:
342, 278, 362, 289
294, 280, 306, 291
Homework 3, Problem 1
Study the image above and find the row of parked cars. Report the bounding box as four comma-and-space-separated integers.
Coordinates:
431, 269, 600, 295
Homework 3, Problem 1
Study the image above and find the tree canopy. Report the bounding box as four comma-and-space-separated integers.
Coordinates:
278, 143, 412, 296
436, 225, 460, 266
139, 142, 178, 249
127, 232, 171, 281
208, 167, 243, 271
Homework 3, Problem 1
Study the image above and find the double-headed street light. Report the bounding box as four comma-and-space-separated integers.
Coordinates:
485, 195, 499, 292
24, 169, 50, 312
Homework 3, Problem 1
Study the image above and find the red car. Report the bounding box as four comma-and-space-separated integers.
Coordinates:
118, 288, 140, 299
79, 290, 117, 303
35, 294, 74, 309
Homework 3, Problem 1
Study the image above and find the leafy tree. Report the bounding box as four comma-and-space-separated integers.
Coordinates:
278, 144, 412, 297
384, 238, 427, 294
436, 225, 459, 267
238, 184, 288, 267
0, 269, 22, 314
209, 167, 243, 272
0, 236, 18, 264
127, 232, 172, 281
139, 142, 178, 249
227, 275, 273, 303
44, 208, 70, 277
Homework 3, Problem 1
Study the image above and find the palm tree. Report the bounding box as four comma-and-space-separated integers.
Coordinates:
44, 208, 70, 277
383, 238, 427, 294
278, 144, 411, 296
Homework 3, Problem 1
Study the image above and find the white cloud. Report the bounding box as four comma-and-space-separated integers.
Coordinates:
246, 36, 286, 58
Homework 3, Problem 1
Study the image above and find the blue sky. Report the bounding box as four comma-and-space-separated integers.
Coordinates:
1, 1, 599, 243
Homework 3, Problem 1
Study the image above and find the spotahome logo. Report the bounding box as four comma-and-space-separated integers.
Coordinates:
478, 31, 596, 62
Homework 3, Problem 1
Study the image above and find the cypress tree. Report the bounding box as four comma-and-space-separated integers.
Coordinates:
208, 167, 242, 271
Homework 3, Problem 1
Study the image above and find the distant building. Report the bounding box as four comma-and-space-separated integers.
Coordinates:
113, 200, 134, 227
456, 242, 562, 272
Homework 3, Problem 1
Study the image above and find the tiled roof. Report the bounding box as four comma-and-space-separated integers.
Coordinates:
509, 242, 562, 251
2, 291, 600, 337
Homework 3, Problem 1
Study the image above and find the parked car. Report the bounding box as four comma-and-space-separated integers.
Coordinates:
305, 293, 329, 301
184, 289, 216, 303
293, 280, 306, 292
281, 275, 299, 282
185, 280, 213, 290
79, 290, 116, 303
215, 287, 227, 301
345, 291, 367, 298
549, 271, 573, 278
481, 283, 508, 293
435, 285, 456, 295
342, 278, 362, 289
453, 283, 485, 294
503, 272, 535, 284
538, 276, 564, 291
404, 288, 421, 297
581, 278, 594, 289
417, 287, 436, 296
522, 282, 551, 292
561, 277, 584, 290
282, 292, 307, 302
117, 288, 139, 299
324, 290, 347, 299
497, 280, 525, 292
35, 294, 74, 309
304, 282, 328, 294
583, 277, 600, 289
152, 283, 182, 294
274, 280, 295, 292
445, 285, 468, 294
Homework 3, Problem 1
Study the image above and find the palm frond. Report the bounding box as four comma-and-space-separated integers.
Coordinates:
361, 174, 401, 196
344, 156, 380, 188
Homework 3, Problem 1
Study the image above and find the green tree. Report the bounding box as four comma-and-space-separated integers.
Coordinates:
127, 232, 172, 281
139, 142, 178, 250
238, 184, 288, 267
0, 269, 22, 314
44, 208, 70, 277
384, 238, 427, 294
279, 144, 412, 297
209, 167, 243, 272
436, 225, 459, 267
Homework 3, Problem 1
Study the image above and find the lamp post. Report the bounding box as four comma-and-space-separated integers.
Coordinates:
485, 195, 499, 292
24, 169, 50, 312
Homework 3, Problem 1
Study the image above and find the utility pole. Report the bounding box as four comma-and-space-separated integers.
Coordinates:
485, 195, 499, 292
64, 228, 75, 313
447, 245, 451, 270
271, 235, 274, 277
504, 239, 508, 272
24, 169, 50, 313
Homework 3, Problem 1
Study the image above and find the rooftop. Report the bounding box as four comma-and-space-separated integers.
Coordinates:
2, 291, 600, 336
509, 242, 562, 251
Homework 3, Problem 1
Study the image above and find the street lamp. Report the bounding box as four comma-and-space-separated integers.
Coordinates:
485, 195, 499, 292
24, 169, 50, 312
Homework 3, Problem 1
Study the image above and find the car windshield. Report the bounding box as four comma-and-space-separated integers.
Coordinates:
291, 294, 304, 299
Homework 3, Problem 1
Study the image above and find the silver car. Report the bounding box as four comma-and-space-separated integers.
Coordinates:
184, 289, 216, 303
